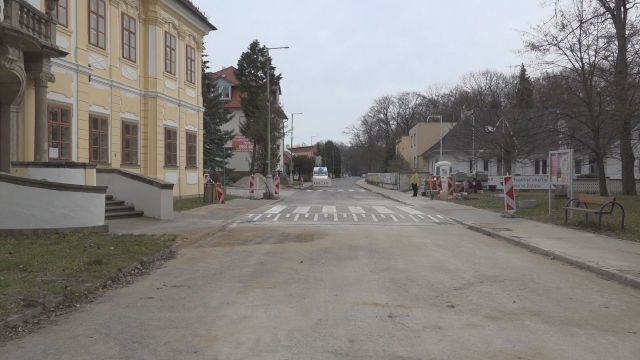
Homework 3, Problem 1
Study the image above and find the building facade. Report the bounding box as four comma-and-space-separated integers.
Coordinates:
1, 0, 215, 198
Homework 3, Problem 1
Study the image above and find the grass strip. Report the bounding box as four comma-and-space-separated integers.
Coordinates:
0, 233, 176, 321
174, 195, 240, 212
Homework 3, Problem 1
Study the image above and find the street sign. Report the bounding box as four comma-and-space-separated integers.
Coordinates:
504, 175, 516, 214
549, 149, 574, 216
274, 176, 280, 198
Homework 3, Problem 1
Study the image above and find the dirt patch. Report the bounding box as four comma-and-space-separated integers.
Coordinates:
232, 174, 267, 189
194, 227, 326, 248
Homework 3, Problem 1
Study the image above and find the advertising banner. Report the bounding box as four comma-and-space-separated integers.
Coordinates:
231, 135, 253, 152
550, 150, 571, 185
488, 175, 553, 190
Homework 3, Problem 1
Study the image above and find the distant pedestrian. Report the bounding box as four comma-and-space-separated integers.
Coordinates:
299, 174, 304, 189
411, 170, 419, 197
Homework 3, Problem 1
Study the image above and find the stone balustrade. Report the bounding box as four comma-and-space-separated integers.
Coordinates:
2, 0, 57, 47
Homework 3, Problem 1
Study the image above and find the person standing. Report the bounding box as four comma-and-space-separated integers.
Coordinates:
411, 170, 419, 197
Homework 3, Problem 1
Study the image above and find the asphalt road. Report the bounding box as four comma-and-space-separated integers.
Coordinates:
3, 178, 640, 359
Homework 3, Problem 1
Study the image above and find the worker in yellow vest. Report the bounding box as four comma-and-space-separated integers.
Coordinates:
410, 170, 419, 197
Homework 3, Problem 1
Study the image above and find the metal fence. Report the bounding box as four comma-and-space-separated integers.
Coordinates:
366, 173, 399, 190
573, 178, 640, 194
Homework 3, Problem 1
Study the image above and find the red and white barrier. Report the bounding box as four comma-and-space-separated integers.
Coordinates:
503, 176, 516, 214
435, 176, 442, 191
215, 182, 225, 204
273, 175, 280, 198
204, 173, 213, 187
448, 175, 454, 196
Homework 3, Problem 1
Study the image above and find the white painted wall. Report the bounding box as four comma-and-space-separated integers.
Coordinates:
97, 172, 174, 220
24, 168, 87, 185
0, 182, 105, 230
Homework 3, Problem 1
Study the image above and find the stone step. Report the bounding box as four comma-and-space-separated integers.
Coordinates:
105, 210, 144, 220
105, 200, 125, 207
105, 205, 135, 213
105, 194, 114, 201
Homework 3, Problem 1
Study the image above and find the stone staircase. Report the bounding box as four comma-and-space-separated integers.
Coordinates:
105, 195, 144, 220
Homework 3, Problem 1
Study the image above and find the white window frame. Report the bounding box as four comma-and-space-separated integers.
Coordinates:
220, 85, 231, 100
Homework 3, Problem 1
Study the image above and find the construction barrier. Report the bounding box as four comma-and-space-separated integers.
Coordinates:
503, 176, 516, 214
215, 182, 225, 204
274, 175, 280, 198
435, 176, 442, 191
448, 175, 454, 196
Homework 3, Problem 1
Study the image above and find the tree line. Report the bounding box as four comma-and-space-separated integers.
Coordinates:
345, 0, 639, 195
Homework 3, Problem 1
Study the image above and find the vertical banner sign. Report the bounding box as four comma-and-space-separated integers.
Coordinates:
274, 176, 280, 198
215, 182, 225, 204
436, 176, 442, 191
249, 174, 255, 195
549, 149, 573, 216
503, 176, 516, 214
448, 175, 454, 196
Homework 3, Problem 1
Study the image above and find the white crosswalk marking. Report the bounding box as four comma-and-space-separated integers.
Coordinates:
427, 215, 440, 223
397, 206, 424, 215
359, 190, 365, 192
349, 190, 354, 192
286, 214, 291, 218
294, 214, 300, 221
328, 190, 334, 192
409, 215, 419, 222
318, 190, 323, 192
314, 214, 319, 222
338, 190, 344, 192
334, 214, 338, 222
267, 214, 272, 218
343, 214, 347, 218
266, 205, 286, 214
437, 215, 444, 219
253, 214, 263, 221
371, 214, 378, 222
399, 215, 405, 219
418, 215, 425, 219
353, 214, 358, 222
306, 190, 312, 192
372, 206, 393, 214
273, 214, 281, 221
247, 214, 254, 218
294, 206, 310, 214
305, 214, 310, 218
324, 214, 328, 218
381, 214, 386, 219
348, 206, 365, 214
389, 214, 398, 222
322, 206, 337, 213
361, 214, 366, 218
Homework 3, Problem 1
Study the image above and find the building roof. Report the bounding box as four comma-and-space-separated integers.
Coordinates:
211, 66, 238, 85
176, 0, 217, 31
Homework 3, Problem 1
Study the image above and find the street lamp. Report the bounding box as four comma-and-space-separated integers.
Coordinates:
265, 46, 289, 199
427, 115, 443, 165
290, 112, 302, 183
310, 135, 317, 163
332, 151, 337, 178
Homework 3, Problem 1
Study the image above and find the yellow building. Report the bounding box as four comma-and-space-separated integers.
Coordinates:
1, 0, 215, 198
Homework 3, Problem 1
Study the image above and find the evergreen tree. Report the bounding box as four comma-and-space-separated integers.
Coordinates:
235, 40, 285, 175
515, 64, 534, 109
202, 53, 235, 172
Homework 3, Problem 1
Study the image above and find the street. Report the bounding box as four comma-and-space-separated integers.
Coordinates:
3, 178, 640, 359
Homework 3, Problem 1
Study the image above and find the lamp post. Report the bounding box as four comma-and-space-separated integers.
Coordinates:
427, 115, 443, 166
290, 112, 302, 183
332, 151, 337, 178
265, 46, 289, 199
310, 135, 317, 164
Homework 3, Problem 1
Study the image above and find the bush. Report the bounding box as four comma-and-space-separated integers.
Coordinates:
577, 173, 599, 178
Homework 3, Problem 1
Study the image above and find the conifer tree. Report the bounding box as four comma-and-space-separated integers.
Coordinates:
515, 64, 534, 109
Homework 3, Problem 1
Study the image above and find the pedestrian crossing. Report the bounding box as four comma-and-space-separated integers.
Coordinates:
304, 189, 367, 192
243, 205, 450, 224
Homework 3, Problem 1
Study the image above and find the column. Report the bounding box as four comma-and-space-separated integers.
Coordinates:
0, 106, 20, 172
34, 74, 53, 162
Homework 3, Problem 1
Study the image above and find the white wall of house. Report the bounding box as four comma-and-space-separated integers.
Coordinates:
23, 168, 87, 185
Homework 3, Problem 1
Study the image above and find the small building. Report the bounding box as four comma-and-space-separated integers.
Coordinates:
408, 121, 454, 171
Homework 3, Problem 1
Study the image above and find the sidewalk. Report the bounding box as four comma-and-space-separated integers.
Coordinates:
107, 198, 280, 246
357, 179, 640, 290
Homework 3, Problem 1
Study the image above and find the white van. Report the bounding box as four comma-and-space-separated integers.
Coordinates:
312, 167, 331, 187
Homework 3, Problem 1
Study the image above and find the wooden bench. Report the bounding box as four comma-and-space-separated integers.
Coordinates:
563, 195, 625, 230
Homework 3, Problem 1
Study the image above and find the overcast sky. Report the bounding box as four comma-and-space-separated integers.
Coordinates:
194, 0, 554, 145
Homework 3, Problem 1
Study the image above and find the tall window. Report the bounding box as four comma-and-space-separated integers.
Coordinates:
535, 159, 548, 175
186, 45, 196, 83
483, 159, 489, 172
56, 0, 68, 27
220, 85, 231, 99
90, 115, 109, 163
122, 122, 138, 165
165, 128, 177, 166
574, 159, 582, 175
48, 104, 72, 160
186, 132, 197, 167
89, 0, 106, 49
122, 13, 136, 62
165, 33, 176, 75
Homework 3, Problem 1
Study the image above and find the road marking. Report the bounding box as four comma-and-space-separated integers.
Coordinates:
305, 214, 310, 218
343, 214, 347, 218
359, 190, 365, 192
427, 215, 440, 223
409, 215, 419, 222
286, 214, 291, 218
318, 190, 323, 192
253, 214, 262, 221
294, 214, 300, 221
361, 214, 366, 218
349, 189, 355, 192
328, 190, 334, 192
338, 190, 344, 192
348, 206, 365, 214
381, 214, 386, 219
372, 206, 394, 214
265, 205, 286, 214
306, 190, 312, 192
399, 215, 405, 219
334, 214, 338, 222
322, 206, 337, 213
247, 214, 255, 218
389, 214, 398, 222
437, 215, 444, 219
314, 214, 319, 222
273, 214, 281, 222
266, 214, 272, 218
294, 206, 310, 214
418, 215, 425, 219
372, 214, 378, 222
324, 214, 328, 218
397, 206, 424, 215
353, 214, 358, 222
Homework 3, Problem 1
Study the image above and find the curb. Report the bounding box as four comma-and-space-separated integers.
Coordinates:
450, 218, 640, 291
355, 181, 414, 206
359, 181, 640, 292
